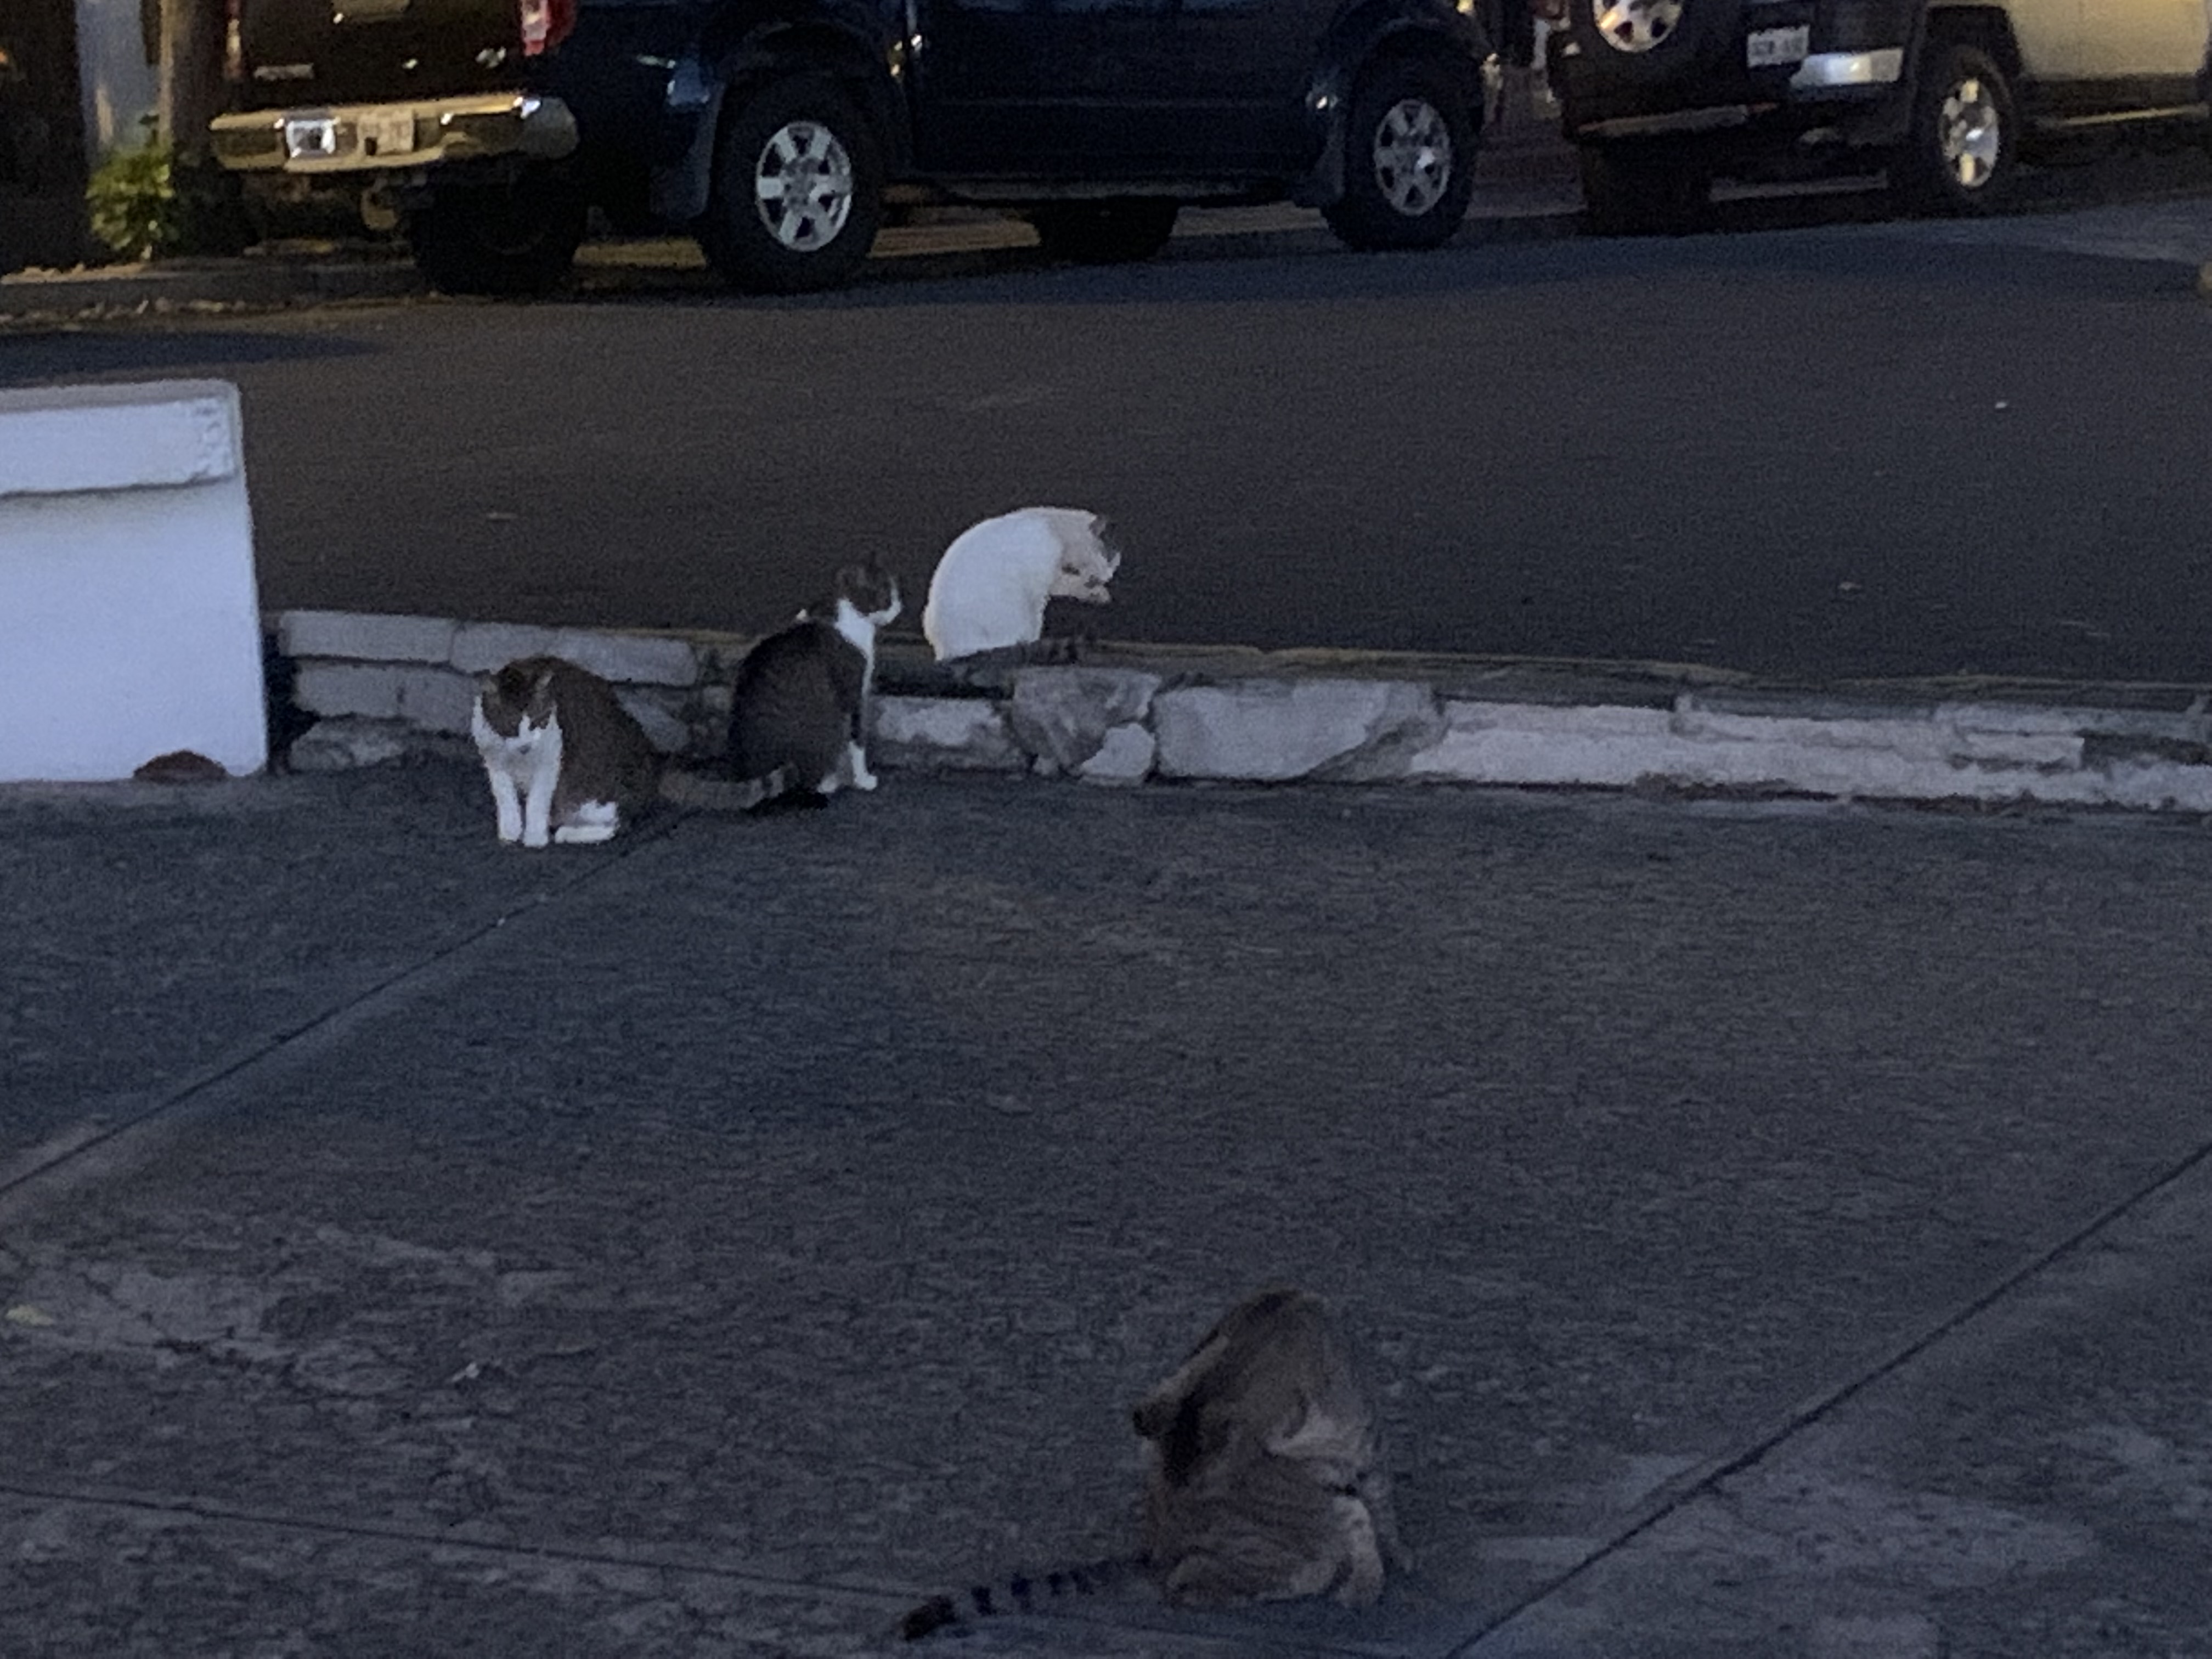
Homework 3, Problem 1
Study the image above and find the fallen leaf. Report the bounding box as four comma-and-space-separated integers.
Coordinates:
5, 1304, 56, 1328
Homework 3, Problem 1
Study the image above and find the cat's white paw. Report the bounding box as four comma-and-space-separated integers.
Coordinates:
853, 768, 879, 792
557, 802, 620, 844
522, 827, 550, 849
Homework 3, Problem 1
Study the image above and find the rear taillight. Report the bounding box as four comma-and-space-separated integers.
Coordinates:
519, 0, 578, 56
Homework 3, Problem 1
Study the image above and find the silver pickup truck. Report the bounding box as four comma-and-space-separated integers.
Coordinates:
1539, 0, 2212, 230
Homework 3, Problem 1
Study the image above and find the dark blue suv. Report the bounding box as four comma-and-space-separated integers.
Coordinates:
212, 0, 1497, 293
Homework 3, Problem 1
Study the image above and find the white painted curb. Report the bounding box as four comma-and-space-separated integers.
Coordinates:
0, 381, 267, 781
272, 608, 2212, 814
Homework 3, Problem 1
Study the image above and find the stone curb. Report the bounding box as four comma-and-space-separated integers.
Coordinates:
273, 607, 2212, 812
0, 256, 424, 319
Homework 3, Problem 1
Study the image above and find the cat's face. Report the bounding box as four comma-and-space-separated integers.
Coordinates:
1049, 524, 1119, 605
836, 560, 903, 626
497, 712, 552, 755
477, 667, 558, 750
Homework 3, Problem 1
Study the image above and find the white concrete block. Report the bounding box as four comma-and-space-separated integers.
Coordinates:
1444, 701, 1676, 740
1153, 680, 1438, 781
294, 662, 475, 733
0, 380, 267, 781
1404, 697, 2212, 810
1408, 716, 1666, 786
395, 668, 483, 735
1944, 727, 2084, 766
1939, 700, 2128, 737
293, 662, 403, 720
1078, 722, 1156, 785
0, 385, 238, 496
450, 620, 561, 674
278, 610, 457, 665
1684, 699, 2073, 768
872, 696, 1025, 770
2087, 759, 2212, 811
445, 624, 695, 687
549, 629, 700, 688
1677, 706, 1960, 760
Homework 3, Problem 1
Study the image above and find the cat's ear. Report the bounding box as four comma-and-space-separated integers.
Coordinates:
1092, 518, 1122, 576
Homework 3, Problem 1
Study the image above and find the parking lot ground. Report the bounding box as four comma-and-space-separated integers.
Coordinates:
3, 764, 2208, 1656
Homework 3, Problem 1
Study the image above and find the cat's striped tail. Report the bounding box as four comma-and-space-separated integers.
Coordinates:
658, 764, 797, 812
898, 1555, 1146, 1641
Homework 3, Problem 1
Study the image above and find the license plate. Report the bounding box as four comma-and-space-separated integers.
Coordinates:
356, 108, 416, 157
283, 115, 339, 159
1746, 24, 1810, 67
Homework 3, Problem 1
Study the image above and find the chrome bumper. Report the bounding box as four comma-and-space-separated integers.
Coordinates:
208, 92, 578, 174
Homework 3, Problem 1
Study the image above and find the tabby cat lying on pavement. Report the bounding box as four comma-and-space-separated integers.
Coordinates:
901, 1285, 1406, 1639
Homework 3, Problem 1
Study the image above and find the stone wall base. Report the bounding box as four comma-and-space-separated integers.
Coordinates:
271, 609, 2212, 814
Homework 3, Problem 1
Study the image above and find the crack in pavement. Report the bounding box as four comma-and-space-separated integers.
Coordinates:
1439, 1124, 2212, 1656
0, 812, 687, 1225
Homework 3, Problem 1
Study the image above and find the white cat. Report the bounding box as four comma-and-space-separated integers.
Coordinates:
920, 506, 1120, 662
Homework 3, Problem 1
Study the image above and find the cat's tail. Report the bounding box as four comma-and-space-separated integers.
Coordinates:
897, 1555, 1147, 1641
658, 764, 796, 813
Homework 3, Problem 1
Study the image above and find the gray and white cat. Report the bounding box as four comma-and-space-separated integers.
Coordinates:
470, 656, 660, 848
664, 559, 902, 812
900, 1285, 1406, 1641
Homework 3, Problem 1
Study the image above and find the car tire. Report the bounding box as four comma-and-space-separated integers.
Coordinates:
1577, 0, 1707, 80
698, 74, 884, 294
1029, 200, 1180, 264
1577, 140, 1709, 235
1322, 56, 1479, 252
408, 168, 586, 296
1892, 38, 2016, 215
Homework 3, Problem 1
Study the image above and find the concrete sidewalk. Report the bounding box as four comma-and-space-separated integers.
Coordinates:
2, 764, 2208, 1657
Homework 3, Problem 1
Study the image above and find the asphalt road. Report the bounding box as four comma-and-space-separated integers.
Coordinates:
3, 165, 2210, 684
3, 768, 2210, 1657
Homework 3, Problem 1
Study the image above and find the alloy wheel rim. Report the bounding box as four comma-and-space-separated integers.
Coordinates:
1938, 77, 2001, 189
1372, 98, 1453, 217
1593, 0, 1683, 53
754, 119, 855, 251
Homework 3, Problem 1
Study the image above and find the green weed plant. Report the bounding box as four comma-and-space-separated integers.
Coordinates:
87, 137, 187, 261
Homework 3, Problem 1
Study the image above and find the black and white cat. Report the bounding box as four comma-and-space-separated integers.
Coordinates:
920, 507, 1120, 662
664, 559, 902, 812
470, 656, 661, 848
